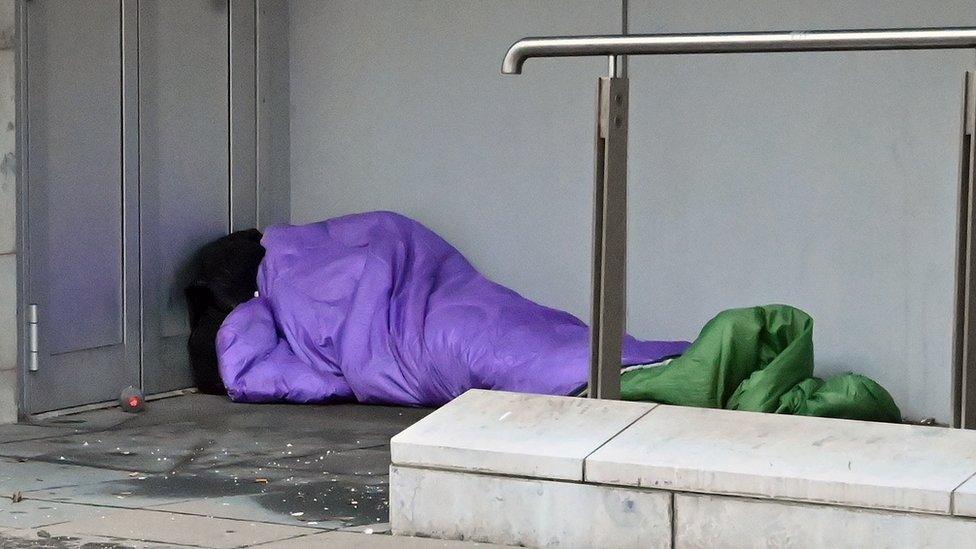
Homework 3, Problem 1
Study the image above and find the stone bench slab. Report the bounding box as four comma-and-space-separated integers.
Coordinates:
390, 390, 976, 547
587, 404, 976, 514
390, 389, 653, 481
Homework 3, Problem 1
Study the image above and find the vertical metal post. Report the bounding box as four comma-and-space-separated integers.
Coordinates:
121, 0, 142, 389
589, 65, 628, 400
955, 71, 976, 428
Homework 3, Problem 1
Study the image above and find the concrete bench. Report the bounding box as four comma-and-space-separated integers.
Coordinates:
390, 389, 976, 548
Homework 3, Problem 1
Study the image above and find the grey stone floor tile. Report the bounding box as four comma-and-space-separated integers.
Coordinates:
0, 424, 79, 445
150, 474, 390, 530
39, 508, 316, 549
34, 394, 428, 436
338, 521, 390, 534
254, 531, 509, 548
25, 468, 312, 509
184, 428, 392, 471
250, 447, 392, 478
24, 463, 388, 521
1, 394, 426, 544
0, 458, 132, 497
23, 476, 194, 510
0, 497, 124, 529
0, 422, 244, 472
0, 528, 191, 548
247, 476, 389, 527
35, 410, 133, 433
1, 412, 407, 475
149, 494, 343, 530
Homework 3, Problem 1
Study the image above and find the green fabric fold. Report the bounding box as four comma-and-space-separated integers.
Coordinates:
621, 305, 901, 423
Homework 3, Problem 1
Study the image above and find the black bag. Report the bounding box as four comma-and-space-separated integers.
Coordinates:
185, 229, 265, 395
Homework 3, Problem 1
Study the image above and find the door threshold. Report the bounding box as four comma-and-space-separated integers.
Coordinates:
28, 387, 198, 420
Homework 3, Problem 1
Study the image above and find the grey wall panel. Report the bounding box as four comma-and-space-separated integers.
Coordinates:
231, 0, 258, 231
629, 0, 976, 34
289, 0, 618, 320
139, 0, 230, 393
257, 0, 290, 227
626, 0, 976, 423
289, 0, 976, 422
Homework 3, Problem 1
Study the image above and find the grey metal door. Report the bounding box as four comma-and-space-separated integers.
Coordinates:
139, 0, 232, 394
23, 0, 140, 413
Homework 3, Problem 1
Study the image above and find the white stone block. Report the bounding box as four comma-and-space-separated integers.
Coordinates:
0, 253, 15, 424
674, 492, 976, 549
586, 405, 976, 514
390, 465, 671, 548
0, 49, 14, 255
0, 0, 12, 50
0, 253, 14, 373
0, 367, 15, 424
391, 389, 653, 481
952, 474, 976, 517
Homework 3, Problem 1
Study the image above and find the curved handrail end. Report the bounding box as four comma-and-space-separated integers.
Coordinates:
501, 39, 526, 74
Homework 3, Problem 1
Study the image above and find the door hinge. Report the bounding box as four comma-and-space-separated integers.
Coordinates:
27, 304, 38, 372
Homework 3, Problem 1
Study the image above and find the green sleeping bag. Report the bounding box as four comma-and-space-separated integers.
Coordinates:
620, 305, 901, 423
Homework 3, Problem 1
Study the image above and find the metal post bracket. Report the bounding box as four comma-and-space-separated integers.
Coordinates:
589, 75, 628, 400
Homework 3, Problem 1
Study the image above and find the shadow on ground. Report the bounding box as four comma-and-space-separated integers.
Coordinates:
0, 394, 431, 540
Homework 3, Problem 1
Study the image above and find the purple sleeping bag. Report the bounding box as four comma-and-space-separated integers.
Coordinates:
216, 212, 688, 406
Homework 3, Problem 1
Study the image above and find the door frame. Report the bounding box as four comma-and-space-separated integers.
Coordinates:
14, 0, 25, 419
14, 0, 265, 416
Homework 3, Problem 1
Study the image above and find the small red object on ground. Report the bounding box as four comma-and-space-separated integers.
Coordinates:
120, 386, 145, 413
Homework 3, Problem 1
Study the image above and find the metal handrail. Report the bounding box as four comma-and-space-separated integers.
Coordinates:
502, 28, 976, 74
501, 26, 976, 403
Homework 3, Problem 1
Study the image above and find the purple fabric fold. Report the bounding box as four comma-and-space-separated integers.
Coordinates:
217, 211, 689, 405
